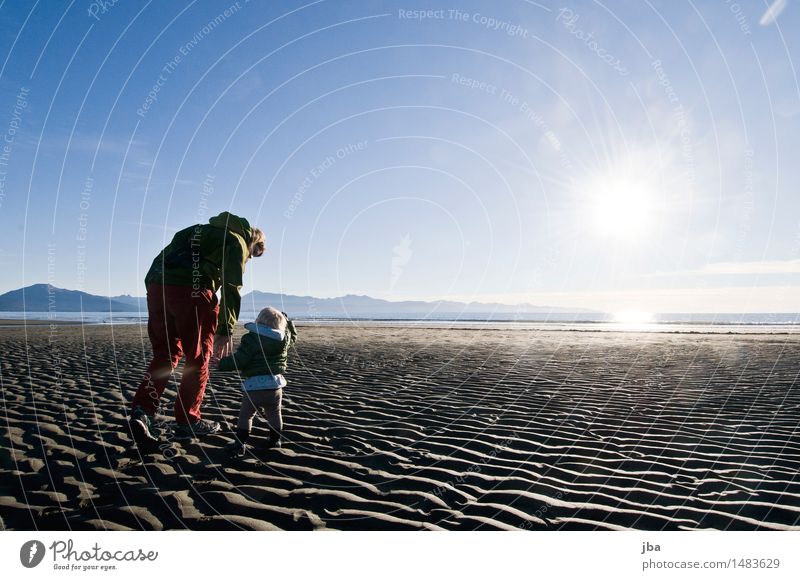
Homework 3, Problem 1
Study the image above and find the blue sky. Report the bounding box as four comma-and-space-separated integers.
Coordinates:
0, 0, 798, 312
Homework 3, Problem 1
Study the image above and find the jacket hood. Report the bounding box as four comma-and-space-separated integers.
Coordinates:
244, 322, 285, 341
209, 211, 253, 245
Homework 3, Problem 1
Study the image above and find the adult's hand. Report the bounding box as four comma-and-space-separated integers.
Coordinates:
212, 334, 233, 363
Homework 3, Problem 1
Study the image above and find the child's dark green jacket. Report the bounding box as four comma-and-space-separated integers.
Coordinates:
218, 319, 297, 377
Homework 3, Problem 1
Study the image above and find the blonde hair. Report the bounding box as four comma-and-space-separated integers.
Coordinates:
256, 307, 286, 332
250, 228, 266, 258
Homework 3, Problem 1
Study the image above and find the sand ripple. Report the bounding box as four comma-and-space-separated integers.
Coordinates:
1, 325, 799, 530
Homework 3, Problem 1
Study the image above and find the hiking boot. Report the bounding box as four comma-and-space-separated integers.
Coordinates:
129, 407, 159, 452
226, 440, 248, 458
173, 419, 221, 441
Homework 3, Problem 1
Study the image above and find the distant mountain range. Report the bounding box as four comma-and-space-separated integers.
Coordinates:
240, 290, 591, 317
0, 284, 143, 312
0, 284, 598, 317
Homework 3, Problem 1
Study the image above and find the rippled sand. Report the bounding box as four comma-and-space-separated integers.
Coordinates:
1, 324, 799, 530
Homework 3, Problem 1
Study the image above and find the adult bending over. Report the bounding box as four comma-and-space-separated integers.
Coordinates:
129, 211, 265, 450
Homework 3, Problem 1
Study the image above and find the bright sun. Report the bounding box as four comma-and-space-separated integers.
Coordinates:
588, 178, 653, 238
579, 153, 662, 239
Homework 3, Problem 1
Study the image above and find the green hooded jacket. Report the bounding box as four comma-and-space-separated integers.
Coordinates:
145, 211, 253, 336
218, 319, 298, 377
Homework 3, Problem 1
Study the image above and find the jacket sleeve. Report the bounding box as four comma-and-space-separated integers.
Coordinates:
282, 313, 298, 345
216, 238, 247, 336
218, 336, 253, 372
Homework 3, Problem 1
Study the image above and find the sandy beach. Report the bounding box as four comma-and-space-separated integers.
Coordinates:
1, 324, 799, 531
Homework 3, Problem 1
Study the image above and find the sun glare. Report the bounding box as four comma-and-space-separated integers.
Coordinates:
613, 310, 655, 325
578, 153, 663, 240
588, 178, 652, 238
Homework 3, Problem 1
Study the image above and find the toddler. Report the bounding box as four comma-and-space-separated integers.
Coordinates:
217, 306, 297, 456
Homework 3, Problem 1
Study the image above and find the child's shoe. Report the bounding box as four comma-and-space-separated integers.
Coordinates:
266, 428, 282, 449
226, 440, 248, 458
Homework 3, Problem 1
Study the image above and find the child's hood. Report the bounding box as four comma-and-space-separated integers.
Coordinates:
244, 322, 285, 342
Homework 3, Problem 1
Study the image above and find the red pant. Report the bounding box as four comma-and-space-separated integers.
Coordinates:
132, 284, 218, 424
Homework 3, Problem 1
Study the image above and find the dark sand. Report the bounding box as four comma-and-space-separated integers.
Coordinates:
1, 324, 799, 531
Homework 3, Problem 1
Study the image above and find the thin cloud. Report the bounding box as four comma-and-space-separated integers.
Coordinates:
421, 285, 800, 313
699, 259, 800, 275
650, 259, 800, 277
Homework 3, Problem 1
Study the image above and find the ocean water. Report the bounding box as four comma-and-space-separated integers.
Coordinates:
2, 311, 800, 334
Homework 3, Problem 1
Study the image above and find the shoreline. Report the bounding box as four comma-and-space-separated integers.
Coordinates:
0, 318, 93, 326
1, 317, 799, 336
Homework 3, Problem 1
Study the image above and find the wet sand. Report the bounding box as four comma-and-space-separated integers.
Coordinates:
1, 324, 799, 530
0, 319, 83, 326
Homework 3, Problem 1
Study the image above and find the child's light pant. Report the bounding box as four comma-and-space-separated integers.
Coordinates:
237, 388, 283, 433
